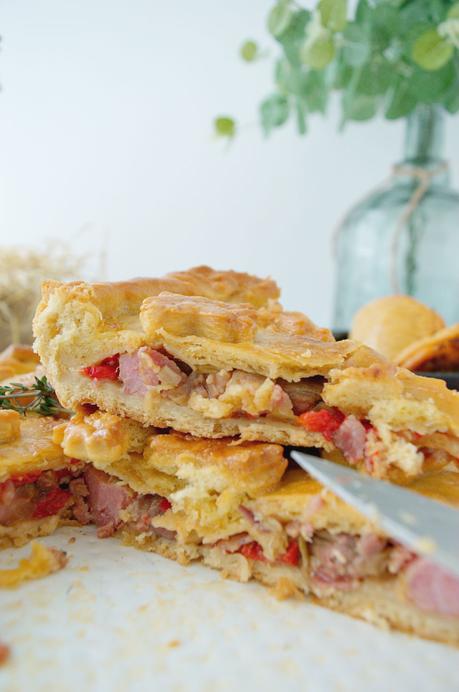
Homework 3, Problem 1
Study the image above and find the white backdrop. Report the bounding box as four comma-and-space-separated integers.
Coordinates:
1, 0, 458, 325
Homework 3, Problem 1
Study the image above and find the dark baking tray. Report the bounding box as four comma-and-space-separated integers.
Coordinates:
332, 331, 459, 392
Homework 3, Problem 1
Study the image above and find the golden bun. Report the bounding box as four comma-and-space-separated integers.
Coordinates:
351, 295, 445, 361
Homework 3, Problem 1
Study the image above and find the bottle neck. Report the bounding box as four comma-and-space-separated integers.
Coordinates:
403, 105, 444, 164
400, 104, 449, 186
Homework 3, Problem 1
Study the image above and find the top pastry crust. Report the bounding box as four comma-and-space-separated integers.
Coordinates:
0, 345, 40, 382
0, 412, 68, 482
140, 292, 357, 380
34, 265, 279, 333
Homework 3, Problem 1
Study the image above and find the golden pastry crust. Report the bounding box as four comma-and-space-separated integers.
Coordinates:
396, 324, 459, 371
251, 468, 459, 534
350, 296, 445, 362
60, 410, 287, 498
146, 323, 358, 381
0, 344, 40, 382
323, 362, 459, 438
34, 265, 279, 334
142, 292, 259, 343
0, 414, 69, 482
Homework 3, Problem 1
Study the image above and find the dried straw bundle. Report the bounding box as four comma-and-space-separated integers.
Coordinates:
0, 244, 85, 349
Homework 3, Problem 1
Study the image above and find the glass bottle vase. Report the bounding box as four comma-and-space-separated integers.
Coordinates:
332, 104, 459, 333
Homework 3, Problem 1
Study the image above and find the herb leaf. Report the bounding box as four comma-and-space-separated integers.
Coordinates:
0, 376, 71, 417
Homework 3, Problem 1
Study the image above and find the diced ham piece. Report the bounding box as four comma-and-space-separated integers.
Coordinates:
311, 532, 387, 589
332, 415, 367, 463
0, 482, 36, 525
270, 384, 294, 418
405, 558, 459, 618
281, 380, 322, 415
84, 466, 132, 537
118, 348, 184, 395
205, 371, 231, 398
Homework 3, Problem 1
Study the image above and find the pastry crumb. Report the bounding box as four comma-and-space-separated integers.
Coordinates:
0, 642, 11, 666
0, 542, 68, 588
68, 536, 76, 544
270, 577, 304, 601
167, 639, 181, 648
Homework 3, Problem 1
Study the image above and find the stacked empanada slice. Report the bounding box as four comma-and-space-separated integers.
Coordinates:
0, 266, 458, 646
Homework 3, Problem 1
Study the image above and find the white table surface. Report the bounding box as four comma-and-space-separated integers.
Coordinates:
1, 526, 458, 692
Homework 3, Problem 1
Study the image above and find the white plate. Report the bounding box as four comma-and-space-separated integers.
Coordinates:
1, 527, 458, 692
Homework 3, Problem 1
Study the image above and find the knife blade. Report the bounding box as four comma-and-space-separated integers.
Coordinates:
291, 451, 459, 578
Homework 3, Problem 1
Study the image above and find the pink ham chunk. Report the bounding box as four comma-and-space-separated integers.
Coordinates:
84, 466, 133, 537
333, 415, 367, 463
405, 558, 459, 618
118, 348, 185, 395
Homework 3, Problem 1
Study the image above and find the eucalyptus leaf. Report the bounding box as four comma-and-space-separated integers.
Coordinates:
214, 116, 236, 138
268, 1, 294, 38
342, 23, 371, 66
300, 31, 336, 70
412, 28, 454, 71
319, 0, 347, 33
302, 70, 328, 113
240, 40, 258, 62
384, 77, 417, 119
259, 93, 290, 135
278, 9, 311, 67
356, 60, 392, 96
342, 89, 378, 120
410, 62, 456, 103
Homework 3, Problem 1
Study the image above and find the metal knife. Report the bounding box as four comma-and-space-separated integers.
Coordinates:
291, 450, 459, 578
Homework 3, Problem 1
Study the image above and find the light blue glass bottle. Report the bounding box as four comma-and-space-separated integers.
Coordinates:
333, 105, 459, 333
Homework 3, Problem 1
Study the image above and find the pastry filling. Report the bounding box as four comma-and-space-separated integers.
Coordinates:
81, 349, 323, 420
1, 464, 458, 619
81, 351, 452, 478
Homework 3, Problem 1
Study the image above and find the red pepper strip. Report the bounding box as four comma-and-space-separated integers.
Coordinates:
33, 488, 71, 519
81, 354, 120, 381
298, 408, 345, 441
239, 540, 300, 566
9, 472, 42, 487
239, 541, 267, 563
278, 540, 300, 566
159, 498, 172, 512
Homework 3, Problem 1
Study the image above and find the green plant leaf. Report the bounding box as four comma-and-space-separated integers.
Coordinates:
342, 23, 371, 66
356, 60, 392, 96
384, 77, 416, 119
267, 1, 294, 38
277, 9, 311, 67
300, 31, 336, 70
259, 93, 290, 135
214, 116, 236, 138
240, 40, 258, 62
319, 0, 347, 33
301, 70, 328, 113
410, 61, 455, 103
412, 28, 454, 71
449, 3, 459, 20
342, 90, 378, 121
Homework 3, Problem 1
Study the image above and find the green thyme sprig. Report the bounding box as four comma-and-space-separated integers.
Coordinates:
0, 376, 71, 417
